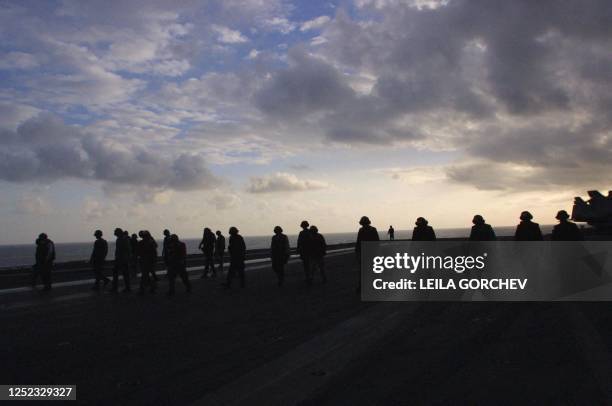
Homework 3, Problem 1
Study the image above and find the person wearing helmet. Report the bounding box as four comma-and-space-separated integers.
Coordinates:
90, 230, 110, 290
167, 234, 191, 296
270, 226, 290, 287
214, 230, 226, 274
514, 211, 543, 241
309, 225, 327, 284
199, 228, 216, 278
33, 233, 55, 291
469, 215, 496, 241
137, 230, 158, 294
355, 216, 379, 292
297, 220, 313, 283
412, 217, 436, 241
223, 226, 246, 289
112, 228, 132, 293
551, 210, 583, 241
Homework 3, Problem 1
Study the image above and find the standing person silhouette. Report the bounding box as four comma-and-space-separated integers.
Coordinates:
90, 230, 110, 290
137, 230, 158, 294
162, 229, 171, 271
270, 226, 290, 287
129, 233, 139, 278
112, 228, 131, 293
223, 227, 246, 289
297, 221, 312, 283
387, 225, 395, 240
551, 210, 583, 241
514, 211, 544, 241
199, 228, 216, 278
215, 230, 226, 275
411, 217, 436, 241
469, 215, 497, 241
33, 233, 55, 291
167, 234, 191, 296
309, 225, 327, 284
356, 216, 379, 292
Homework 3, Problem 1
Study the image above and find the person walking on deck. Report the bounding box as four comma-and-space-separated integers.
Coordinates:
223, 227, 246, 289
309, 225, 327, 284
33, 233, 55, 291
270, 226, 290, 287
356, 216, 379, 292
514, 211, 543, 241
297, 220, 313, 283
412, 217, 436, 241
90, 230, 110, 290
551, 210, 583, 241
215, 230, 226, 274
469, 215, 496, 241
199, 228, 216, 278
167, 234, 191, 296
112, 228, 131, 293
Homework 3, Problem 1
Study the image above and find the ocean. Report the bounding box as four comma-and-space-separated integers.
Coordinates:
0, 226, 553, 269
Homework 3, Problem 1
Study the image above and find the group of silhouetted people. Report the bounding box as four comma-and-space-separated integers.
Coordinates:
31, 208, 585, 292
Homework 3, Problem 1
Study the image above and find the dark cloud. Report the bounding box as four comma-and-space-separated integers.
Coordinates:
0, 114, 219, 190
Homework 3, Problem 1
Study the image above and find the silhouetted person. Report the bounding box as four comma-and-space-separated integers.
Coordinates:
137, 230, 158, 294
552, 210, 583, 241
129, 233, 139, 277
297, 220, 312, 283
199, 228, 216, 278
270, 226, 290, 287
215, 230, 226, 274
162, 229, 171, 268
514, 211, 543, 241
356, 216, 379, 292
469, 215, 497, 241
90, 230, 110, 290
167, 234, 191, 296
144, 230, 159, 282
309, 225, 327, 284
412, 217, 436, 241
223, 227, 246, 289
33, 233, 55, 291
112, 228, 131, 292
388, 225, 395, 241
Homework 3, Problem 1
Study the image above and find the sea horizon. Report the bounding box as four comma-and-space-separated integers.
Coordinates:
0, 225, 556, 269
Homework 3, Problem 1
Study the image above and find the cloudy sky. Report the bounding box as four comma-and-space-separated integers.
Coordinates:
0, 0, 611, 243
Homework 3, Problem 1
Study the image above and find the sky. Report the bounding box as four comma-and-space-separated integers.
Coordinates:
0, 0, 611, 244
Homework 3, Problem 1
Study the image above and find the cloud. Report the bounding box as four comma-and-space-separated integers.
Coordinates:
246, 172, 329, 193
300, 15, 331, 31
0, 114, 220, 191
212, 25, 249, 44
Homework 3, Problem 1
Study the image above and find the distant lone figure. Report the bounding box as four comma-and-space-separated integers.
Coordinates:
199, 228, 216, 278
90, 230, 110, 290
551, 210, 583, 241
412, 217, 436, 241
297, 220, 313, 283
33, 233, 55, 291
166, 234, 191, 296
224, 227, 246, 289
469, 215, 496, 241
388, 225, 395, 241
514, 211, 543, 241
111, 228, 131, 292
309, 225, 327, 284
215, 230, 226, 274
270, 226, 290, 287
